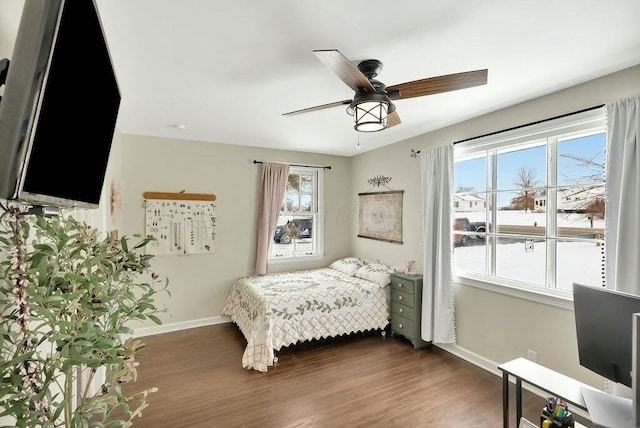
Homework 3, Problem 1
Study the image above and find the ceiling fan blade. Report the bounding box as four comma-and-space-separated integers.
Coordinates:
386, 110, 401, 128
282, 99, 352, 116
387, 69, 488, 100
313, 49, 374, 92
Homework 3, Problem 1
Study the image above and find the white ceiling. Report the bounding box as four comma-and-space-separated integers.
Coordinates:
2, 1, 640, 156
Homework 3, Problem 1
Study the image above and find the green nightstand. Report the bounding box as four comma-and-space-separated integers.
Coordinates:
389, 272, 429, 348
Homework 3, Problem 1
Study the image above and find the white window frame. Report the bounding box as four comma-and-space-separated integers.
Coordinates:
269, 166, 324, 263
453, 108, 607, 307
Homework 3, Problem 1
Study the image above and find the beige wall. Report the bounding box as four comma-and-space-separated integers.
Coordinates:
349, 64, 640, 387
116, 135, 353, 327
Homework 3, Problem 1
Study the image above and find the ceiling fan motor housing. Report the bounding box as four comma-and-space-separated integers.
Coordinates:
357, 59, 383, 79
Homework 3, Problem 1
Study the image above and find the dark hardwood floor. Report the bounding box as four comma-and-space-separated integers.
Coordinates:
121, 323, 592, 427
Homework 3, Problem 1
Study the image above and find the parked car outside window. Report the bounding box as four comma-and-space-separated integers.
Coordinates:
273, 218, 312, 244
453, 218, 468, 247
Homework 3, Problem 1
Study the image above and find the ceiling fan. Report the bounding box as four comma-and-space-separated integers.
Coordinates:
283, 49, 488, 132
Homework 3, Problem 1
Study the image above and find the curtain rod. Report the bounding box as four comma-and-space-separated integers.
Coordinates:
410, 103, 605, 156
452, 103, 605, 145
253, 160, 332, 170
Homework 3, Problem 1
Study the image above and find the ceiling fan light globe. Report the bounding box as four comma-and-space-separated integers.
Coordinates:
354, 100, 388, 132
354, 121, 386, 132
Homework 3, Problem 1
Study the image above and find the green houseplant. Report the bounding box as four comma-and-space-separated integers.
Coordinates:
0, 203, 169, 427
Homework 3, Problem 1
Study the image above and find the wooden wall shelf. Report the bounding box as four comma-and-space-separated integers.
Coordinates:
143, 191, 216, 201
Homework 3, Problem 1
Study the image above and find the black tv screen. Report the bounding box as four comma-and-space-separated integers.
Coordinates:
573, 283, 640, 388
0, 0, 120, 208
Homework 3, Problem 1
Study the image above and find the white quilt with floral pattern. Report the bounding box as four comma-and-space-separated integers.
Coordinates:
222, 267, 389, 372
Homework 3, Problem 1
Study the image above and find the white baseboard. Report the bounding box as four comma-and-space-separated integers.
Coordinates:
436, 343, 591, 421
436, 342, 502, 377
133, 316, 231, 338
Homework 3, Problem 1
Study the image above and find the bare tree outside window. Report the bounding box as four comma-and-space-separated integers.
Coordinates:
560, 153, 605, 183
456, 185, 476, 193
510, 167, 539, 211
560, 152, 606, 219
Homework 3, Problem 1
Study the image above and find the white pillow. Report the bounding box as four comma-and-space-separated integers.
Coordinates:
329, 257, 364, 276
353, 263, 394, 286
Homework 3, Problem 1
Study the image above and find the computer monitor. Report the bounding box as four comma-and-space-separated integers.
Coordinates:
572, 283, 640, 388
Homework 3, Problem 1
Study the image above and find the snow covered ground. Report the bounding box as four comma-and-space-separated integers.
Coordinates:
454, 210, 604, 291
454, 240, 603, 291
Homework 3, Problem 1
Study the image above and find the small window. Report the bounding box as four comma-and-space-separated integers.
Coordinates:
270, 167, 324, 261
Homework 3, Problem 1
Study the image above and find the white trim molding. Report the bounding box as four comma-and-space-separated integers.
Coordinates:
133, 316, 231, 338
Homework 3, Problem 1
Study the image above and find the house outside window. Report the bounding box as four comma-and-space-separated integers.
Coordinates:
452, 109, 606, 295
270, 166, 324, 261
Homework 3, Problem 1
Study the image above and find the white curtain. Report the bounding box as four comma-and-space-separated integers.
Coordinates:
254, 162, 290, 275
605, 95, 640, 294
420, 145, 455, 343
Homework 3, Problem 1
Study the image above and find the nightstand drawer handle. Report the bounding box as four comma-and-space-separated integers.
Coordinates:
398, 323, 403, 329
398, 283, 403, 287
399, 308, 404, 313
398, 295, 403, 300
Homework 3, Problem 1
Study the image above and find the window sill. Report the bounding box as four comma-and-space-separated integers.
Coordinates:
454, 274, 575, 311
269, 253, 324, 264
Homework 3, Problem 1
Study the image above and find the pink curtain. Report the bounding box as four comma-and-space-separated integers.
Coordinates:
254, 162, 290, 275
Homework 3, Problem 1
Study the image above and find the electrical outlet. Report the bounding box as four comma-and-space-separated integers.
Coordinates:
527, 349, 538, 363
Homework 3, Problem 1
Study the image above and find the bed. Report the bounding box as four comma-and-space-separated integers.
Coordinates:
221, 257, 393, 372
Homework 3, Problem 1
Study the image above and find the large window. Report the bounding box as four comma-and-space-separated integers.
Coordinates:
270, 166, 323, 260
453, 109, 606, 295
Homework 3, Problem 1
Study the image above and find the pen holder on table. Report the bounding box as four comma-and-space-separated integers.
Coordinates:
540, 396, 574, 428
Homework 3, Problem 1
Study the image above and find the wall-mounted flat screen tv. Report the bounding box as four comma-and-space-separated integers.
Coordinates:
0, 0, 120, 209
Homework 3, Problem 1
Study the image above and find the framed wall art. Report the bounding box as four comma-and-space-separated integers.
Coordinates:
357, 190, 404, 244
